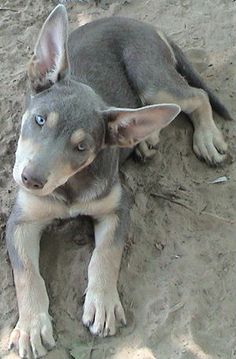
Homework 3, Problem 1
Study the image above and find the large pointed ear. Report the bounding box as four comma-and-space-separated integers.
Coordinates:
103, 104, 181, 147
27, 5, 69, 93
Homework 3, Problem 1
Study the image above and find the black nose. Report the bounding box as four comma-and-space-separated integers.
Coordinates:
21, 168, 46, 190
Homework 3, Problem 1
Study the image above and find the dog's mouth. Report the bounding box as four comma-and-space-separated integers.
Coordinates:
13, 164, 69, 197
15, 177, 49, 196
17, 179, 61, 197
15, 167, 80, 197
13, 153, 96, 197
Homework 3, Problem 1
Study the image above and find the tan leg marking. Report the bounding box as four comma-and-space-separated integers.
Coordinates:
8, 222, 55, 358
83, 213, 126, 337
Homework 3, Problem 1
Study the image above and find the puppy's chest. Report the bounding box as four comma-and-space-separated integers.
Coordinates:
45, 194, 114, 220
19, 183, 121, 222
61, 184, 120, 218
52, 189, 113, 219
66, 196, 108, 218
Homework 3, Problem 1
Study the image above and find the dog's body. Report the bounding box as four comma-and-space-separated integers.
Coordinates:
6, 6, 231, 358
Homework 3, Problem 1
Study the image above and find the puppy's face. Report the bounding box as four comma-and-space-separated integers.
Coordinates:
13, 82, 105, 196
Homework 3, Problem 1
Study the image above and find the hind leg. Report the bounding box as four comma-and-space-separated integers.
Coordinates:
139, 82, 227, 165
123, 40, 227, 165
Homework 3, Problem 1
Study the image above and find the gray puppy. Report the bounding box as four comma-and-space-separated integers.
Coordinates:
7, 5, 231, 358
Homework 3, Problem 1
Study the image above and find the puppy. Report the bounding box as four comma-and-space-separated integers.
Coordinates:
6, 5, 231, 358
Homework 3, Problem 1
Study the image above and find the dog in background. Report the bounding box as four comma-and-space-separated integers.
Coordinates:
6, 5, 231, 358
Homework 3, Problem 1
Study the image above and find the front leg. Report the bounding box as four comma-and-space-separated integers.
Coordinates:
6, 203, 55, 358
82, 189, 129, 337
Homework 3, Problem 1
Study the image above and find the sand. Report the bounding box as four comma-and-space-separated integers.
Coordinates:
0, 0, 236, 358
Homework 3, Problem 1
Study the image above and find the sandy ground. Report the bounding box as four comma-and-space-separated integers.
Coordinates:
0, 0, 236, 358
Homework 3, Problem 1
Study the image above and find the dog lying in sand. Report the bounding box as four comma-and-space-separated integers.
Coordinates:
6, 5, 231, 358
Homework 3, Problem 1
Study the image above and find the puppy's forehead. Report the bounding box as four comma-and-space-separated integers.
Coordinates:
26, 85, 104, 138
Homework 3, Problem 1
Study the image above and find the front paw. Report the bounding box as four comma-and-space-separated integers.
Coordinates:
134, 131, 160, 162
8, 312, 55, 358
82, 287, 126, 337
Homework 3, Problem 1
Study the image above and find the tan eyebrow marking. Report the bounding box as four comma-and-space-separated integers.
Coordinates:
70, 129, 85, 145
47, 112, 59, 128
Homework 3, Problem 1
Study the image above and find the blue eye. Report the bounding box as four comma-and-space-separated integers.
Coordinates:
35, 115, 46, 126
78, 143, 86, 152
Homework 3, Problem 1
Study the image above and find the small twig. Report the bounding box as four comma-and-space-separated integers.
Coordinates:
200, 211, 235, 224
0, 7, 18, 12
151, 192, 235, 224
150, 192, 194, 212
89, 337, 96, 359
169, 301, 185, 313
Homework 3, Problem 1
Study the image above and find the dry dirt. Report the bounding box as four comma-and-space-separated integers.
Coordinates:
0, 0, 236, 358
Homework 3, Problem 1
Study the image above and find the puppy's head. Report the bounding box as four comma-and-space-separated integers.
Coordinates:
13, 5, 180, 196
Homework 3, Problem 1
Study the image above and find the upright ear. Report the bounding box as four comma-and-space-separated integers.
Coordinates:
28, 5, 69, 93
103, 104, 181, 147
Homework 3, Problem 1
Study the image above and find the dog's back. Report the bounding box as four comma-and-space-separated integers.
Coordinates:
69, 17, 232, 122
68, 17, 172, 109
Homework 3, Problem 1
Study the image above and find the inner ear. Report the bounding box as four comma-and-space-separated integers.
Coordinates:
104, 104, 181, 147
27, 5, 69, 93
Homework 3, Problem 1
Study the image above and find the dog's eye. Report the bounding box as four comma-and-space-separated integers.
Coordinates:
35, 115, 46, 126
78, 143, 86, 152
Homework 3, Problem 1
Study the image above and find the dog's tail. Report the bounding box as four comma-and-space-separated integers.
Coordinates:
170, 40, 233, 121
